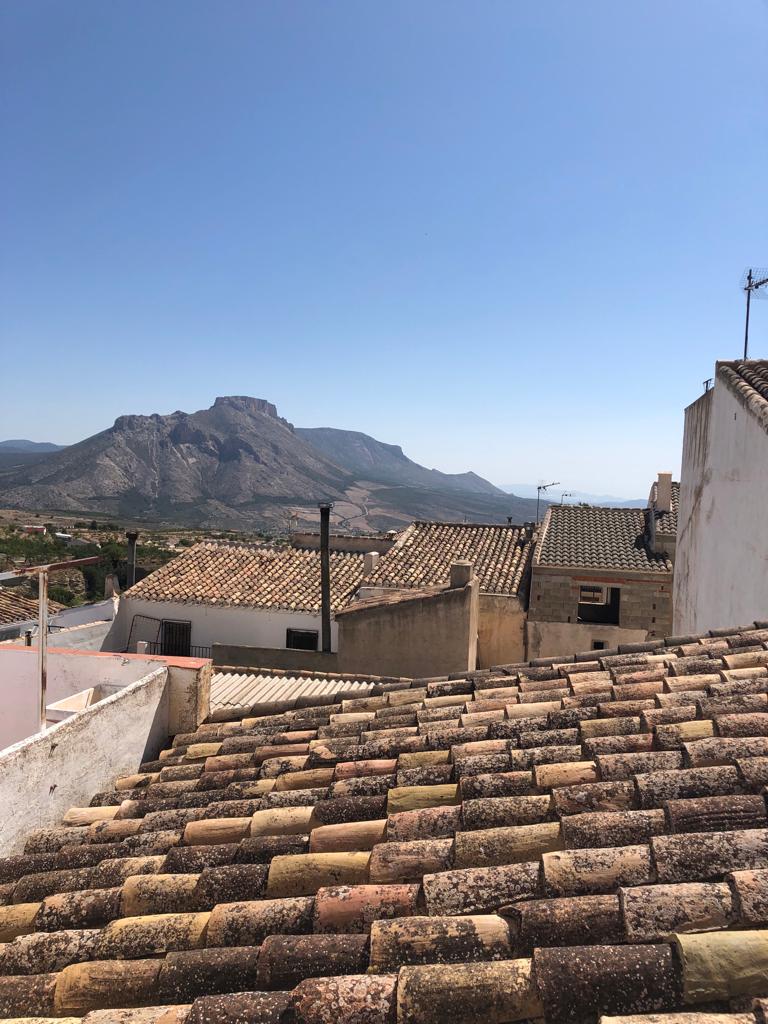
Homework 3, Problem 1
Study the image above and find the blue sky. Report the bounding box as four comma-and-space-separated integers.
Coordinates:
1, 1, 766, 496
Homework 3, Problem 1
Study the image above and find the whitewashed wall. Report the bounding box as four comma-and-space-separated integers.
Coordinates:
675, 379, 768, 633
0, 667, 169, 855
107, 596, 338, 654
0, 648, 162, 751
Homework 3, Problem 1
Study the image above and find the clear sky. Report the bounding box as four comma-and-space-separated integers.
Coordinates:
1, 1, 766, 496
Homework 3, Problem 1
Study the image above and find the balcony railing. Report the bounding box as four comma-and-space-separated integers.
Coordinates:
145, 641, 211, 659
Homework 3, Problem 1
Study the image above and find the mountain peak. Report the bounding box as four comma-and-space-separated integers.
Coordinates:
213, 396, 280, 418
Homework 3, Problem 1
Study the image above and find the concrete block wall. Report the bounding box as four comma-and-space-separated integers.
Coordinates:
529, 571, 673, 638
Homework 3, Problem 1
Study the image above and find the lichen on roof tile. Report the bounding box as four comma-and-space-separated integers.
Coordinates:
125, 542, 365, 613
365, 522, 533, 596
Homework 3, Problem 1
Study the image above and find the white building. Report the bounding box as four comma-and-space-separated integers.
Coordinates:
674, 359, 768, 634
105, 540, 366, 657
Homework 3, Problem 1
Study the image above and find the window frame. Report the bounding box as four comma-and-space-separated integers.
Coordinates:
286, 627, 319, 651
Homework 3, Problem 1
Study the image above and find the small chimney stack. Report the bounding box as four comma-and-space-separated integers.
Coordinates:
126, 531, 139, 588
318, 503, 333, 653
655, 472, 673, 514
104, 573, 121, 599
363, 551, 380, 579
450, 561, 473, 588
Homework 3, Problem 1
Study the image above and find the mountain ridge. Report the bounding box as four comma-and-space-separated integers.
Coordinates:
0, 399, 540, 531
297, 427, 504, 497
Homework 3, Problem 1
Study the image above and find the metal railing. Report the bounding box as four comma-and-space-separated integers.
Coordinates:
146, 641, 212, 659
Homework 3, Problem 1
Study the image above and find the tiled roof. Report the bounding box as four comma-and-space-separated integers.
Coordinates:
126, 542, 365, 613
650, 480, 680, 537
718, 359, 768, 432
0, 587, 64, 627
536, 505, 673, 573
4, 622, 768, 1019
366, 521, 534, 596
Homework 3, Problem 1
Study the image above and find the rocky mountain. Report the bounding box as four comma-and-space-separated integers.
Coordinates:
0, 398, 540, 531
297, 427, 503, 496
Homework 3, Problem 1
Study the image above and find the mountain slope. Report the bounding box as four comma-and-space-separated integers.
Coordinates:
298, 427, 503, 496
0, 398, 541, 530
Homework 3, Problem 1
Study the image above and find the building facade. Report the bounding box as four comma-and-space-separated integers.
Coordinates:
675, 360, 768, 634
527, 475, 676, 659
361, 520, 535, 667
105, 541, 366, 658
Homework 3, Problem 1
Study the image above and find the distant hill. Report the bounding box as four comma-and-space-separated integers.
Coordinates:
0, 398, 540, 531
500, 483, 646, 507
0, 440, 67, 472
0, 440, 65, 453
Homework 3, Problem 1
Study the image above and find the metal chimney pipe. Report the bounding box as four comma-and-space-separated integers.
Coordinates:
126, 531, 139, 588
318, 503, 333, 653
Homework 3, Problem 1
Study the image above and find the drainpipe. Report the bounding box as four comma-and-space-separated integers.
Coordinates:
319, 502, 333, 653
126, 532, 139, 588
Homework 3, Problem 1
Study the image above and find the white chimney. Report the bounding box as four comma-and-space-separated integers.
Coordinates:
363, 551, 380, 578
655, 472, 673, 514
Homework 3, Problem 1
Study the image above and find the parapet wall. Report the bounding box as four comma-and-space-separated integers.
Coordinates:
0, 667, 169, 855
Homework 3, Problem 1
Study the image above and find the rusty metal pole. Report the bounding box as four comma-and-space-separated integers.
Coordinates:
126, 532, 139, 588
38, 568, 48, 732
319, 502, 333, 653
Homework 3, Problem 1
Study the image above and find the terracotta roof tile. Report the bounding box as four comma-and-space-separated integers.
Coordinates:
5, 621, 768, 1020
0, 587, 64, 627
126, 542, 365, 613
536, 505, 673, 573
718, 358, 768, 433
365, 521, 534, 596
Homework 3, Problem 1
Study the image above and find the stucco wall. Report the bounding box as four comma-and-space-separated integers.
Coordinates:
675, 378, 768, 633
0, 648, 165, 751
106, 597, 338, 654
212, 645, 341, 674
0, 619, 114, 652
477, 594, 526, 667
0, 647, 209, 749
337, 582, 478, 678
0, 667, 169, 855
525, 619, 650, 660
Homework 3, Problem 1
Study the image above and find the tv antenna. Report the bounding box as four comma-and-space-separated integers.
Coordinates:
536, 481, 559, 523
742, 268, 768, 359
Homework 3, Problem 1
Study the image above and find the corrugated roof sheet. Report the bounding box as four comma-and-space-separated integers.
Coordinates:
210, 669, 376, 711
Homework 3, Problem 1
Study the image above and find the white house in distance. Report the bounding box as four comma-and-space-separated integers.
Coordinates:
675, 359, 768, 634
105, 541, 366, 657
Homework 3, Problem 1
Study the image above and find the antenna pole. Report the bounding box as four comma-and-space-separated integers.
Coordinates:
745, 268, 753, 360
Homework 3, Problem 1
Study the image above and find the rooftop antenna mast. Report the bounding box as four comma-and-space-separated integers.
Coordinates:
536, 481, 559, 524
742, 268, 768, 359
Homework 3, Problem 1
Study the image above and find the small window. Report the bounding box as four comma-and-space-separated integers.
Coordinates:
592, 640, 606, 651
160, 619, 192, 657
579, 585, 606, 605
286, 628, 319, 651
